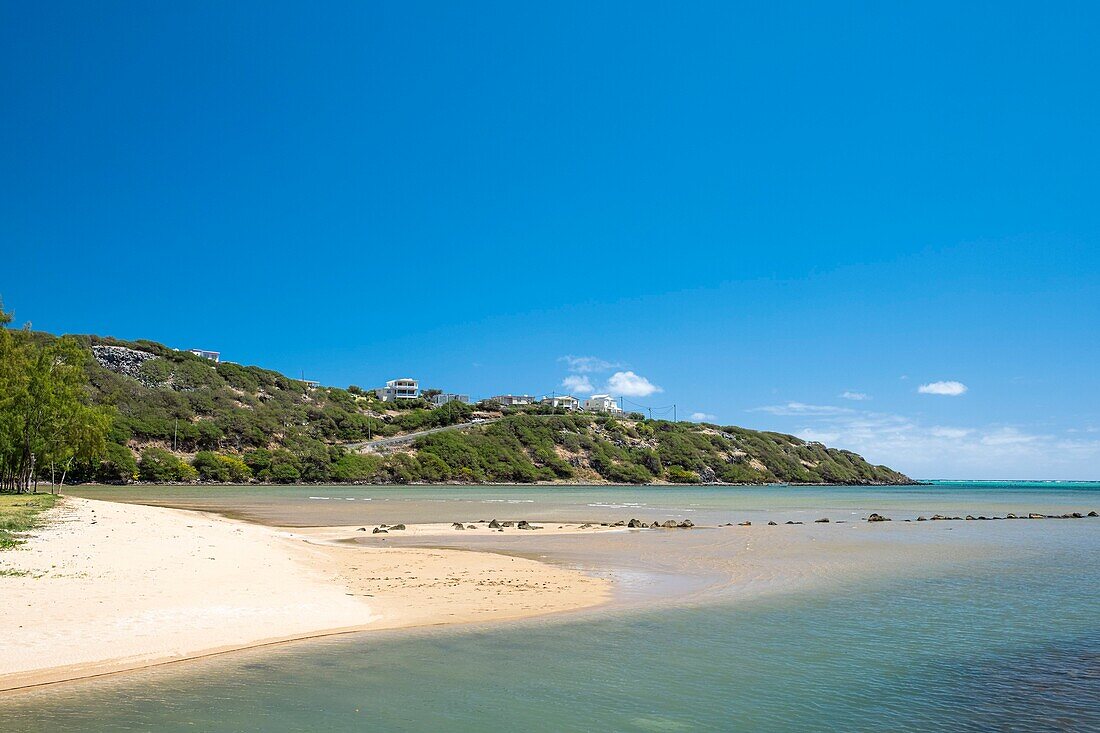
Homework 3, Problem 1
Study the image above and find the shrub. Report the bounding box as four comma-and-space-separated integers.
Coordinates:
138, 447, 196, 482
96, 443, 138, 483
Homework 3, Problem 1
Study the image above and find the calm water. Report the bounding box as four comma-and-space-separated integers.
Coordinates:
6, 481, 1098, 732
66, 479, 1100, 526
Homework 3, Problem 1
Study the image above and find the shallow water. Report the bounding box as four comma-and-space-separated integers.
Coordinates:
66, 480, 1100, 526
7, 481, 1098, 731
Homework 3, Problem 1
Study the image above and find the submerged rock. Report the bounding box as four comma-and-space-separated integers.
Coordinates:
356, 527, 367, 531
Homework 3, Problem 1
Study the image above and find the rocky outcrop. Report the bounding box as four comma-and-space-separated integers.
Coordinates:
91, 345, 159, 385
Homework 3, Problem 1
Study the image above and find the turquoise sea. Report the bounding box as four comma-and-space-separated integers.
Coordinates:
3, 481, 1098, 732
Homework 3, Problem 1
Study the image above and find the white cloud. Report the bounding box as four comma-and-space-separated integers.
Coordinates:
929, 426, 973, 439
558, 355, 620, 373
605, 371, 662, 397
769, 403, 1100, 479
560, 374, 594, 395
690, 412, 716, 422
752, 402, 854, 416
918, 380, 968, 396
840, 391, 870, 401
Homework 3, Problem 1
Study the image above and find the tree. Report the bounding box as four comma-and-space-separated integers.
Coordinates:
0, 303, 112, 492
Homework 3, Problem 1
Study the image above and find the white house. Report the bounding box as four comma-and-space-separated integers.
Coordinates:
583, 394, 623, 414
376, 378, 419, 401
541, 395, 580, 411
491, 394, 535, 407
188, 348, 220, 363
432, 393, 470, 407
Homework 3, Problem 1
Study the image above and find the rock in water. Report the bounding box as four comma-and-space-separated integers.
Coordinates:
452, 522, 466, 530
678, 520, 694, 528
767, 521, 778, 526
662, 520, 680, 528
627, 518, 644, 528
488, 519, 502, 529
390, 524, 406, 530
916, 516, 927, 521
372, 527, 388, 534
814, 518, 829, 523
867, 513, 890, 522
738, 521, 751, 526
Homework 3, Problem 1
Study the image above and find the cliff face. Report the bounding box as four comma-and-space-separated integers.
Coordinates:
72, 333, 910, 485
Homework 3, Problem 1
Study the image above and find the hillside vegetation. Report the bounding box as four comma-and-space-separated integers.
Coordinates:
36, 332, 910, 486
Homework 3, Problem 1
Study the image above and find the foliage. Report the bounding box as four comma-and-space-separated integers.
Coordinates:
0, 304, 112, 492
138, 448, 197, 483
192, 451, 252, 482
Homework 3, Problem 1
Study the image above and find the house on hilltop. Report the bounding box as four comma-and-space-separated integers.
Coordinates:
583, 394, 623, 414
541, 395, 580, 411
188, 348, 220, 363
491, 394, 535, 407
376, 378, 419, 401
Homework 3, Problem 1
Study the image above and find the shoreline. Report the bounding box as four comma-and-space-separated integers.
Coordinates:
0, 498, 611, 693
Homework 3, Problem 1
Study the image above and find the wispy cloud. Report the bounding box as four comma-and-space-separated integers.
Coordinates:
606, 371, 662, 397
768, 403, 1100, 479
918, 380, 968, 396
558, 355, 620, 374
751, 402, 855, 416
560, 374, 594, 395
840, 391, 870, 401
691, 412, 716, 422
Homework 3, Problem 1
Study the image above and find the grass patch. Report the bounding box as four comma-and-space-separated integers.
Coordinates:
0, 493, 59, 549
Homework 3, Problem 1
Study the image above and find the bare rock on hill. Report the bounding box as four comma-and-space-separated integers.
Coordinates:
91, 345, 159, 384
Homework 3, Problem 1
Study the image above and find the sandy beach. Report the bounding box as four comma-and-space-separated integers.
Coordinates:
0, 498, 611, 692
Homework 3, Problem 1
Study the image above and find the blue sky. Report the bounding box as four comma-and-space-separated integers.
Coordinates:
2, 2, 1098, 478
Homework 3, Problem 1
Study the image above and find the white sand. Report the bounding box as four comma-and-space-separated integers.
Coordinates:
0, 498, 610, 691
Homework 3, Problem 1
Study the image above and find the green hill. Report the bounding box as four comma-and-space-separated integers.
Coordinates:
56, 333, 910, 485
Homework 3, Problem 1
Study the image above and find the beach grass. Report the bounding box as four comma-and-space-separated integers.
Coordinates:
0, 493, 58, 549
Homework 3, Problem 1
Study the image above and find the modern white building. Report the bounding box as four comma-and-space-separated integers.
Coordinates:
432, 393, 470, 407
491, 394, 535, 407
188, 348, 220, 363
541, 395, 580, 411
583, 394, 623, 414
375, 378, 420, 401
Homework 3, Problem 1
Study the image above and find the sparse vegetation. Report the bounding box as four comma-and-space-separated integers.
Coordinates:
0, 493, 57, 548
